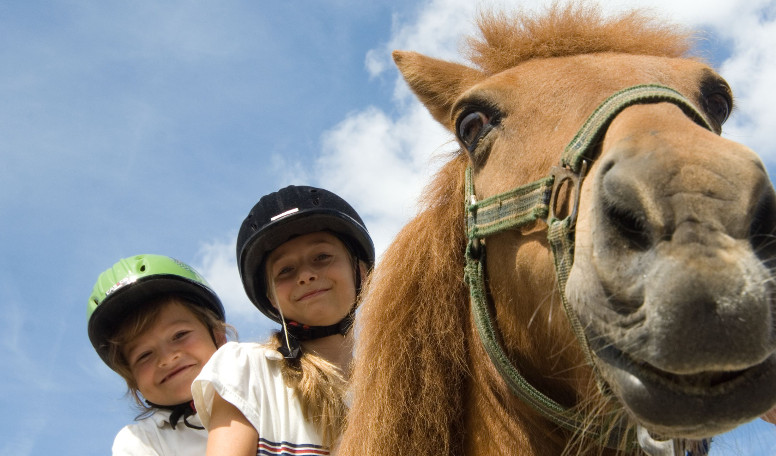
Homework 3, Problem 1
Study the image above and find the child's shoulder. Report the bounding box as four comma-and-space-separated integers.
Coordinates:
112, 412, 168, 453
209, 341, 284, 367
113, 410, 207, 455
197, 341, 285, 391
217, 340, 280, 355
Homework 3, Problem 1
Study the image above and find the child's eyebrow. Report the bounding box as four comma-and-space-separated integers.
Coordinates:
122, 341, 145, 360
270, 239, 338, 263
122, 318, 197, 355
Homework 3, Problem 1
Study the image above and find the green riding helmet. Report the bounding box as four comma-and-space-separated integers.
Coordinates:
87, 254, 225, 367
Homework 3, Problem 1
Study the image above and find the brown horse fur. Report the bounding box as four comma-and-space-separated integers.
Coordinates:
338, 4, 760, 456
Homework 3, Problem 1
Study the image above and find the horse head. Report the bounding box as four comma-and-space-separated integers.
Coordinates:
341, 5, 776, 455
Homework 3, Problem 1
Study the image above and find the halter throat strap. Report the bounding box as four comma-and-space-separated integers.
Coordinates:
464, 84, 713, 451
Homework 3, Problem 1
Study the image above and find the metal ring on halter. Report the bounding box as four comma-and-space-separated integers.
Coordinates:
548, 160, 588, 227
467, 192, 483, 260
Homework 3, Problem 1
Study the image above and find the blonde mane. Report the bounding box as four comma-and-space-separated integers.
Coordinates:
341, 5, 698, 455
345, 154, 470, 454
468, 4, 693, 75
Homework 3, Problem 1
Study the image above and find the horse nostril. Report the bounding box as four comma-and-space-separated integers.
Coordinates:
599, 159, 616, 176
599, 158, 654, 251
749, 190, 776, 268
603, 199, 652, 251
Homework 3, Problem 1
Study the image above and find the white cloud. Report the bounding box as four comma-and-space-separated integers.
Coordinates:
316, 104, 457, 258
718, 8, 776, 164
268, 152, 312, 187
365, 48, 388, 78
582, 0, 756, 25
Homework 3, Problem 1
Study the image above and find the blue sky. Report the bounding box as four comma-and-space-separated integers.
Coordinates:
1, 1, 775, 454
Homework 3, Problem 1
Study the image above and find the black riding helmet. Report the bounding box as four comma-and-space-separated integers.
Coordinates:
236, 185, 375, 325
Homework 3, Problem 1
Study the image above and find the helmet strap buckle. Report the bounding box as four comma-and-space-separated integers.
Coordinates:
278, 333, 302, 360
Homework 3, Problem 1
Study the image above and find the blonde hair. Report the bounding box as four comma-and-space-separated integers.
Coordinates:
264, 236, 363, 447
106, 295, 233, 410
263, 332, 349, 447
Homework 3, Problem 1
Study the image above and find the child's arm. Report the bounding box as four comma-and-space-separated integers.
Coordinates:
206, 392, 258, 456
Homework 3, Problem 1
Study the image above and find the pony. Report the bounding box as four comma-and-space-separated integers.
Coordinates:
338, 4, 776, 456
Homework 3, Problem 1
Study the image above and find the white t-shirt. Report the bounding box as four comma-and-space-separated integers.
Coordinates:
112, 409, 206, 456
192, 341, 328, 455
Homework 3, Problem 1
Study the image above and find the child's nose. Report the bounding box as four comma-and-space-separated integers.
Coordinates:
297, 265, 318, 284
158, 348, 180, 367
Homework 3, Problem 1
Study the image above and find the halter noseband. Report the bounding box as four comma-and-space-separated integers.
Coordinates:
463, 84, 713, 454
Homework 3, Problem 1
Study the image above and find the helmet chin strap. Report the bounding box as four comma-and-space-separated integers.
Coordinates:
145, 400, 203, 430
277, 310, 355, 360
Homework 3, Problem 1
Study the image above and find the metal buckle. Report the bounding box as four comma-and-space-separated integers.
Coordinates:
548, 160, 588, 228
467, 193, 483, 260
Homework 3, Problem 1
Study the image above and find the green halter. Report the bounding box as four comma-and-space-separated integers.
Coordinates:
463, 84, 713, 452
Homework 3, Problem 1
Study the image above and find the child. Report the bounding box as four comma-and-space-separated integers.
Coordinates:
87, 254, 230, 455
192, 185, 374, 455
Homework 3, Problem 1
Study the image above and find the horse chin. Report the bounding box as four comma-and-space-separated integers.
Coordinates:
593, 338, 776, 439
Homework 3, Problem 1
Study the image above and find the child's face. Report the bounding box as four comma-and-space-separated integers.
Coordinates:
266, 231, 357, 326
122, 301, 218, 406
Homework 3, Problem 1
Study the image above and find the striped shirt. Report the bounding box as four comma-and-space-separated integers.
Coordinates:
193, 343, 329, 456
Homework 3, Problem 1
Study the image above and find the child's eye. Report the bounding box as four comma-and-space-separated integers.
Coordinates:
133, 351, 151, 365
173, 330, 191, 341
314, 252, 333, 262
276, 265, 294, 278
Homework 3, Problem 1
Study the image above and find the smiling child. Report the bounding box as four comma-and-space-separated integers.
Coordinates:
88, 254, 230, 455
192, 185, 374, 456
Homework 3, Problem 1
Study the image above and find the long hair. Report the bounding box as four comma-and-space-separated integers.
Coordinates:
263, 332, 349, 447
264, 239, 365, 448
340, 154, 471, 455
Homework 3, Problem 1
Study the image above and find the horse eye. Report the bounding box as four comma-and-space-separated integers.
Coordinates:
706, 92, 731, 126
457, 111, 489, 150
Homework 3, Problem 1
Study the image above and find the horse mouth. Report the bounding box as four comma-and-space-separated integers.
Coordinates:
582, 318, 776, 437
594, 339, 754, 395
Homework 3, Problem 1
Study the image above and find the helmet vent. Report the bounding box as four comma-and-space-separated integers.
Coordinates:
139, 265, 146, 272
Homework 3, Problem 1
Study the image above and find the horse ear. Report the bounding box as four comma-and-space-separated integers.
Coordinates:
393, 50, 485, 130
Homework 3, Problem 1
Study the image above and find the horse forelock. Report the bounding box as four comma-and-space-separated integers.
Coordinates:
466, 4, 695, 76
